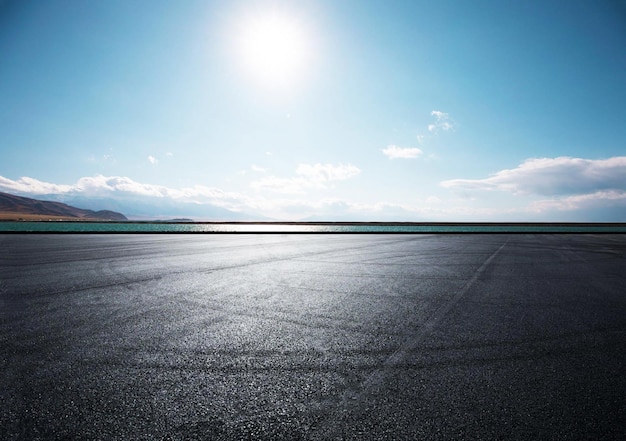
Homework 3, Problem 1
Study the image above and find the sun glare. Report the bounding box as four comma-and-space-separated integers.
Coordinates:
237, 12, 311, 88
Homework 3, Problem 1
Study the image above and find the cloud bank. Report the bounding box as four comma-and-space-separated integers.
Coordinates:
0, 174, 247, 211
0, 162, 363, 218
441, 156, 626, 216
2, 156, 625, 220
441, 156, 626, 196
0, 176, 73, 195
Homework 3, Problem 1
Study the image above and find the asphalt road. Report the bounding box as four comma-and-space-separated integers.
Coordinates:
1, 233, 625, 440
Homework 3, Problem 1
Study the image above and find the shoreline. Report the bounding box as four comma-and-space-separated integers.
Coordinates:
1, 218, 625, 227
2, 220, 626, 234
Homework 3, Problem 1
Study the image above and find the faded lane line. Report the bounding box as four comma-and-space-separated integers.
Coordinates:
354, 241, 507, 393
414, 240, 507, 333
311, 240, 508, 439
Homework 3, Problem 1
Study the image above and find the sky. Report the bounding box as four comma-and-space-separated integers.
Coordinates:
1, 0, 625, 221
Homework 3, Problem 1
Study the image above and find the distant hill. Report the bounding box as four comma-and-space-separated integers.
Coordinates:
48, 194, 267, 221
0, 192, 127, 221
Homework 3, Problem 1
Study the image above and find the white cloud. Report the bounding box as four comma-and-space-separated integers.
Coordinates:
295, 163, 360, 181
4, 155, 623, 221
428, 110, 455, 133
251, 163, 361, 194
251, 164, 267, 173
75, 175, 169, 198
381, 145, 423, 159
409, 110, 455, 149
0, 174, 249, 212
440, 156, 626, 218
0, 176, 73, 195
1, 173, 456, 220
441, 156, 626, 196
250, 176, 310, 194
0, 173, 498, 220
148, 155, 158, 165
241, 197, 432, 221
530, 190, 626, 213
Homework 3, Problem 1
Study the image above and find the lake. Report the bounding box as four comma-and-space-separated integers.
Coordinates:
1, 221, 626, 233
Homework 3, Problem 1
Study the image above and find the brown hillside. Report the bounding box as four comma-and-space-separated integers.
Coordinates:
0, 192, 127, 221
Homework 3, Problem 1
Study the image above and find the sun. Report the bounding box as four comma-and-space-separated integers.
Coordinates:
237, 12, 311, 88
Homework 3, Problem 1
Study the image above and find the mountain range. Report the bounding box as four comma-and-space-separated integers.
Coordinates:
0, 192, 128, 221
0, 191, 263, 221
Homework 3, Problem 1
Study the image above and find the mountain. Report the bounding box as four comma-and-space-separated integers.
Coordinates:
47, 195, 265, 221
0, 192, 128, 221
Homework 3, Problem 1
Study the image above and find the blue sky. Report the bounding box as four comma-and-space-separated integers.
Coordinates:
1, 0, 625, 220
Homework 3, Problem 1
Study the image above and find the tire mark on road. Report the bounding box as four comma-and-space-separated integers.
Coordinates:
310, 240, 508, 439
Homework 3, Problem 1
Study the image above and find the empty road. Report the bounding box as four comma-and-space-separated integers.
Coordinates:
1, 233, 625, 440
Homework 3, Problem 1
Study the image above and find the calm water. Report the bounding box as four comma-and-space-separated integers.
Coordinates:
2, 221, 626, 233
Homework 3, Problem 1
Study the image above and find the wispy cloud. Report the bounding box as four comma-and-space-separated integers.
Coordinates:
428, 110, 455, 133
530, 190, 626, 213
251, 164, 267, 173
241, 197, 430, 221
251, 163, 361, 194
148, 155, 158, 165
408, 110, 455, 152
381, 145, 423, 159
441, 156, 626, 196
295, 163, 360, 181
250, 176, 308, 194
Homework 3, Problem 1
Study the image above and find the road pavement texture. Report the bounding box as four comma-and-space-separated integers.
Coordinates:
1, 233, 625, 440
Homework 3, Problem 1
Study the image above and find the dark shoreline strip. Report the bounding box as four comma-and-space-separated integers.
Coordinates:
1, 220, 626, 226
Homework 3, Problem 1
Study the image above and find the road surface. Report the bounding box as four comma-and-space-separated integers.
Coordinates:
1, 233, 625, 440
